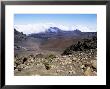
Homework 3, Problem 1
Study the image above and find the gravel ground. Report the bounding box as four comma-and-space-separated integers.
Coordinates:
14, 49, 97, 76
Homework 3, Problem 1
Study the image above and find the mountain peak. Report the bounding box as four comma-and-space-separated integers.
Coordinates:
46, 27, 62, 33
73, 29, 81, 33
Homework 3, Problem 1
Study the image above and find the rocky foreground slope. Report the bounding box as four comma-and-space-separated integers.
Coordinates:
14, 37, 97, 76
14, 50, 96, 76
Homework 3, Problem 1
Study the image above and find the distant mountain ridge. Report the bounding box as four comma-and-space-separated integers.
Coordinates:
29, 27, 96, 39
45, 27, 82, 34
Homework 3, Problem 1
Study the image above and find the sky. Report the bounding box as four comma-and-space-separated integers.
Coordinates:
14, 14, 97, 34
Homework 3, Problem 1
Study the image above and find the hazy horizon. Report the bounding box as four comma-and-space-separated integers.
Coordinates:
14, 14, 97, 34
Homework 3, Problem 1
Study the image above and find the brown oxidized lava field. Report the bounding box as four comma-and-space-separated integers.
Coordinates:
14, 27, 97, 76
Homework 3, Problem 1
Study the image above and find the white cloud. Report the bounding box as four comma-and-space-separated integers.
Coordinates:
14, 23, 96, 34
71, 25, 96, 32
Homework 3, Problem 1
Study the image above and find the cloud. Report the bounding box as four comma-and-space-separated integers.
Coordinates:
14, 23, 49, 34
71, 25, 96, 32
14, 23, 96, 34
